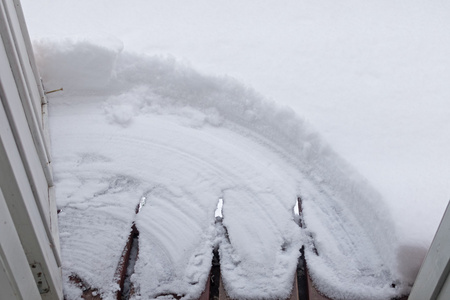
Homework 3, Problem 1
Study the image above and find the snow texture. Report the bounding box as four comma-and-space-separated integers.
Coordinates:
38, 38, 411, 299
23, 0, 450, 255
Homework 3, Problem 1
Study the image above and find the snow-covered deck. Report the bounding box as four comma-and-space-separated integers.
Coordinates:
4, 0, 450, 299
36, 39, 409, 300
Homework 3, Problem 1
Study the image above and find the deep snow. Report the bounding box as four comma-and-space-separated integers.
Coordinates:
22, 0, 450, 248
20, 0, 450, 299
38, 39, 405, 299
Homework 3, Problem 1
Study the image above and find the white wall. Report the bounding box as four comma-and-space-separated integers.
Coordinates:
409, 202, 450, 300
0, 0, 62, 299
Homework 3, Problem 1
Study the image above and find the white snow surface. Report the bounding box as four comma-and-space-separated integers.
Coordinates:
39, 39, 407, 300
20, 0, 450, 299
22, 0, 450, 247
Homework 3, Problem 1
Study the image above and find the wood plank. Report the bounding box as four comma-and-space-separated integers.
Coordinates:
306, 269, 331, 300
198, 272, 210, 300
289, 273, 299, 300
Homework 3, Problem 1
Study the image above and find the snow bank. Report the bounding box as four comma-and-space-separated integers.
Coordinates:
40, 39, 409, 299
34, 36, 123, 91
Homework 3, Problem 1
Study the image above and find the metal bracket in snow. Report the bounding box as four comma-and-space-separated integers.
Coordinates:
30, 262, 50, 294
44, 87, 63, 95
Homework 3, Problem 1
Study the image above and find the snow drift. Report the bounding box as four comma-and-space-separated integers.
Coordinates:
38, 38, 410, 299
